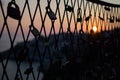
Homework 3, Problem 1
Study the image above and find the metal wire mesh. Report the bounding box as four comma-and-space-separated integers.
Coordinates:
0, 0, 120, 80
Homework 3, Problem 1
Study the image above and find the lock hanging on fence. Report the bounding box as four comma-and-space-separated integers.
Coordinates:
104, 6, 110, 11
7, 1, 21, 20
46, 7, 57, 21
85, 14, 92, 21
29, 25, 40, 38
109, 16, 114, 23
65, 5, 74, 12
24, 67, 33, 75
116, 17, 120, 22
77, 8, 82, 22
98, 16, 104, 21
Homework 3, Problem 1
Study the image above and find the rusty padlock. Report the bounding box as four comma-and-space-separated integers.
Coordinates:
7, 1, 21, 20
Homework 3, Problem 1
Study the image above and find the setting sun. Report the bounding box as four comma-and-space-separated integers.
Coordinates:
93, 26, 97, 32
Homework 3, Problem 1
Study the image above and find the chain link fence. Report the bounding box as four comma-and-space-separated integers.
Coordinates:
0, 0, 120, 80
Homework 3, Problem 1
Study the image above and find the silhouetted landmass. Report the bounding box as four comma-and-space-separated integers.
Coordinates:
1, 28, 120, 79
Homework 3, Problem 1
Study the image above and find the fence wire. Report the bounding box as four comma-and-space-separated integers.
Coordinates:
0, 0, 120, 80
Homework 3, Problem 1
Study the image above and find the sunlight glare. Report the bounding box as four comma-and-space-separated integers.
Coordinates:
93, 26, 97, 32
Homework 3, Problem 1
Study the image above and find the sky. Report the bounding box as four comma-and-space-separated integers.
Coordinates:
0, 0, 120, 52
102, 0, 120, 4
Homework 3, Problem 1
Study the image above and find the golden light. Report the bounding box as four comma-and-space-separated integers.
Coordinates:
93, 26, 97, 32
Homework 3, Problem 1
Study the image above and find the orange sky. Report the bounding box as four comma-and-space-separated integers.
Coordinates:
0, 0, 120, 51
0, 0, 120, 35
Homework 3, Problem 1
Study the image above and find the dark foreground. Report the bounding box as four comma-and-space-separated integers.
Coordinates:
43, 28, 120, 80
1, 28, 120, 80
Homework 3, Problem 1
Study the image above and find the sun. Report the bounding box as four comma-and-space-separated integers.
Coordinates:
93, 26, 97, 32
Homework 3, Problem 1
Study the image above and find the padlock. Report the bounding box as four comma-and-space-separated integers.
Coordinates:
46, 7, 57, 21
77, 8, 82, 22
110, 19, 114, 23
29, 25, 40, 38
116, 17, 120, 22
79, 29, 84, 34
65, 5, 73, 12
109, 16, 114, 23
24, 67, 33, 75
85, 14, 92, 21
7, 1, 21, 20
104, 6, 110, 11
98, 16, 104, 21
77, 17, 82, 22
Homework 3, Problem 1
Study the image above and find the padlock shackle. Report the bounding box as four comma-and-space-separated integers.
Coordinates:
77, 8, 82, 17
46, 6, 52, 13
8, 1, 19, 10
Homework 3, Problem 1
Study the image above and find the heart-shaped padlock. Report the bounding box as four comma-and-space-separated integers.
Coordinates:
7, 1, 21, 20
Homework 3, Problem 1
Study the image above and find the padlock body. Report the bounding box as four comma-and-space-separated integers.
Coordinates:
29, 26, 40, 38
65, 5, 73, 12
110, 19, 114, 23
116, 18, 120, 22
7, 2, 21, 20
48, 11, 57, 20
77, 18, 82, 22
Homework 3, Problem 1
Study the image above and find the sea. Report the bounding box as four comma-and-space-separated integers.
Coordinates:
0, 60, 44, 80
